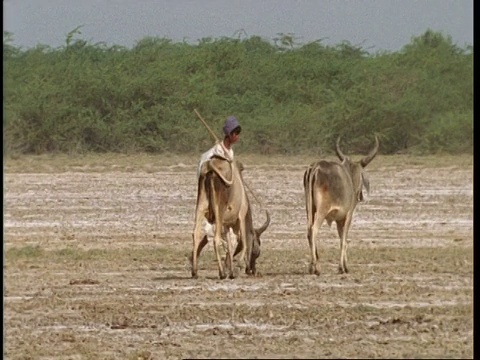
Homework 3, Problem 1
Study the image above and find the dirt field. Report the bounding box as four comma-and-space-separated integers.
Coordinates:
4, 153, 473, 359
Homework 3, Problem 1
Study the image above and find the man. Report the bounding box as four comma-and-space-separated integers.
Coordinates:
197, 115, 242, 178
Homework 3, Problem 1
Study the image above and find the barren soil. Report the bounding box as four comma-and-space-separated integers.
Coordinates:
4, 154, 473, 359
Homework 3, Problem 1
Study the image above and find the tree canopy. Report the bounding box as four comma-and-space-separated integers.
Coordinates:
4, 29, 473, 155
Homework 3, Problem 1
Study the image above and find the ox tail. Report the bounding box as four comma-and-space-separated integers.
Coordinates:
303, 167, 312, 224
309, 171, 318, 221
304, 165, 317, 226
307, 167, 322, 261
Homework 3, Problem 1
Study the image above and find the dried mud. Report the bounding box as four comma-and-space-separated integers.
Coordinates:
4, 154, 473, 359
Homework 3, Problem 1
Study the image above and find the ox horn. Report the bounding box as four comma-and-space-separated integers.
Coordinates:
360, 135, 379, 167
256, 210, 271, 236
335, 136, 346, 162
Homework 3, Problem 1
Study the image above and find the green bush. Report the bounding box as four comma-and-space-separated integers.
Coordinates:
3, 29, 473, 156
413, 111, 473, 154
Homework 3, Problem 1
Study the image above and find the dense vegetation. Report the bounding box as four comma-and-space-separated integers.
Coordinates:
4, 28, 473, 156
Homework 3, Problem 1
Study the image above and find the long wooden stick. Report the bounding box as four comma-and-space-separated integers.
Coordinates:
194, 108, 220, 143
244, 180, 264, 209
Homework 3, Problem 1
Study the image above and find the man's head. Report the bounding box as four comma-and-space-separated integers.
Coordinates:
223, 116, 241, 144
223, 116, 242, 136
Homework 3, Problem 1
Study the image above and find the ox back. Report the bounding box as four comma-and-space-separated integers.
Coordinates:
305, 160, 355, 220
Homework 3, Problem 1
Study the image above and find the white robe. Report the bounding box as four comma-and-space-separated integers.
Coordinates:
196, 141, 234, 179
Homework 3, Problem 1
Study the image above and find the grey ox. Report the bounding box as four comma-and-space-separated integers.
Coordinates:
191, 156, 270, 279
303, 135, 379, 275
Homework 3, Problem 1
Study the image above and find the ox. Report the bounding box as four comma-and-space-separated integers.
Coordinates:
303, 135, 379, 275
191, 156, 270, 279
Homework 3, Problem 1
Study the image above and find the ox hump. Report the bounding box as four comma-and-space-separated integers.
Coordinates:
208, 157, 235, 186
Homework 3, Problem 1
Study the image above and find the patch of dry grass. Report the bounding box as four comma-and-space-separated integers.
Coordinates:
4, 240, 473, 359
4, 154, 473, 359
4, 153, 473, 173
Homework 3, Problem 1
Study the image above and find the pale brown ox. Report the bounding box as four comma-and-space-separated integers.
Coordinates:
191, 156, 270, 279
303, 135, 379, 274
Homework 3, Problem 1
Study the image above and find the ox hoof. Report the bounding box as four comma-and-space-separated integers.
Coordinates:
236, 264, 246, 273
247, 270, 260, 277
338, 266, 349, 274
228, 273, 236, 279
191, 272, 198, 279
309, 264, 321, 276
219, 272, 227, 280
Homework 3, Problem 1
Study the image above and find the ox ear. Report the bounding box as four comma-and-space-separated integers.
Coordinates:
361, 172, 370, 199
236, 160, 245, 172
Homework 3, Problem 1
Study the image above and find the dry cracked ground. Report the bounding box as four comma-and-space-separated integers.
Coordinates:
4, 153, 473, 359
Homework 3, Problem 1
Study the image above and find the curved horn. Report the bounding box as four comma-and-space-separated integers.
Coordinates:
335, 136, 346, 162
360, 135, 380, 167
256, 210, 271, 236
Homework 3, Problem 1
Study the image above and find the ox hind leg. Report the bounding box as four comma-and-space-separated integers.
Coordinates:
212, 220, 229, 279
230, 225, 250, 275
191, 235, 208, 262
192, 225, 210, 278
249, 239, 260, 276
308, 212, 324, 276
238, 219, 252, 275
336, 215, 352, 274
223, 227, 236, 279
231, 234, 255, 276
208, 180, 229, 279
191, 227, 207, 279
228, 219, 249, 275
191, 175, 212, 278
305, 168, 323, 275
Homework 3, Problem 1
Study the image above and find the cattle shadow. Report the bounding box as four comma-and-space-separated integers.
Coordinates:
150, 267, 313, 281
151, 275, 191, 281
150, 272, 309, 282
152, 276, 228, 281
256, 270, 308, 277
151, 273, 230, 281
